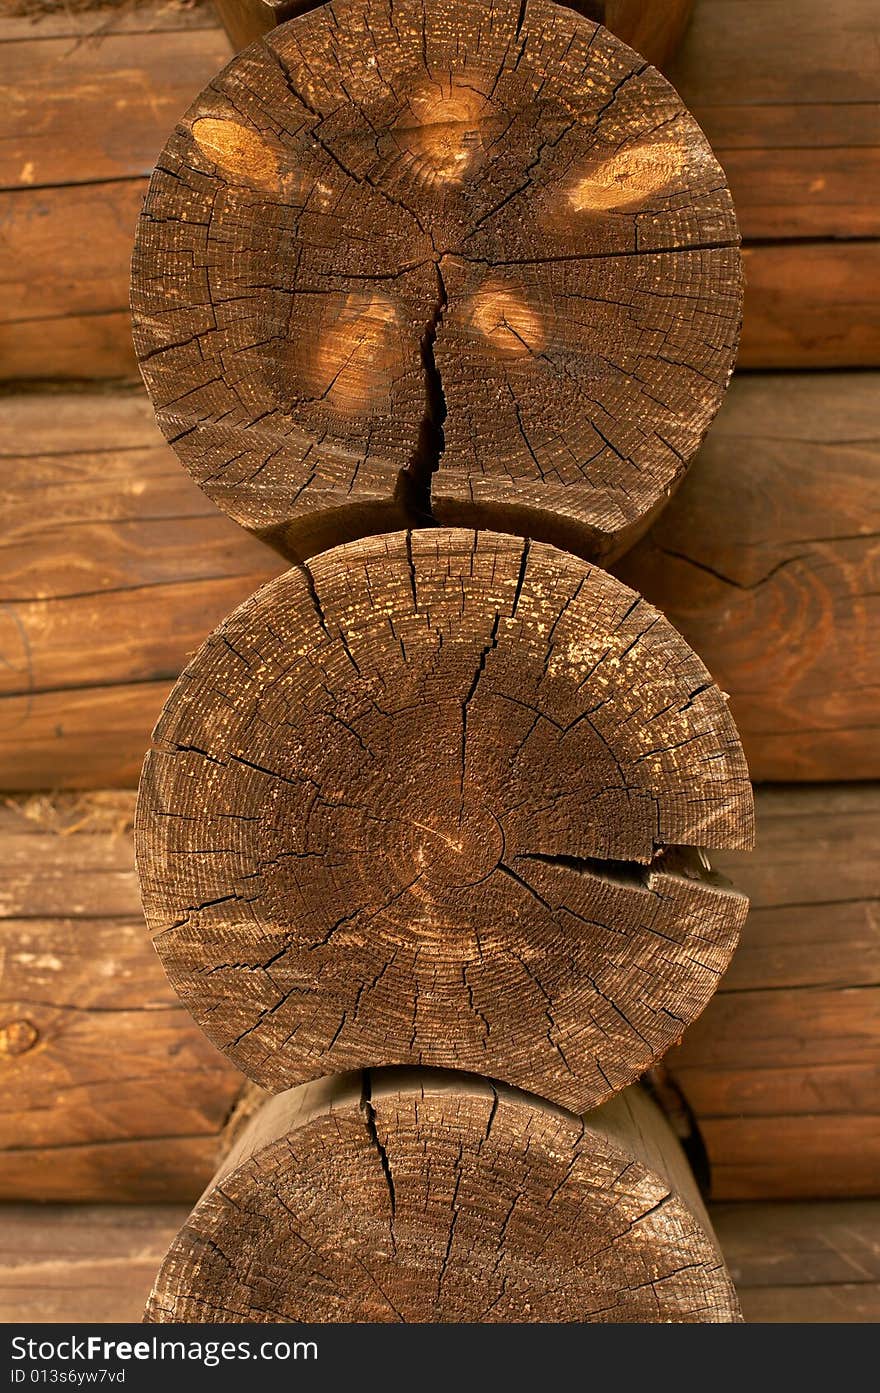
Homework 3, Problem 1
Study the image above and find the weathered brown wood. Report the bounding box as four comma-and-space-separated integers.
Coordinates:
597, 1, 694, 70
0, 180, 143, 382
7, 190, 874, 383
3, 1, 877, 383
3, 1197, 874, 1323
137, 528, 752, 1111
0, 1205, 189, 1325
147, 1072, 740, 1323
738, 242, 880, 369
0, 793, 244, 1203
1, 374, 874, 788
615, 373, 880, 781
212, 1, 318, 52
0, 2, 216, 40
133, 0, 740, 565
713, 1201, 880, 1323
3, 785, 869, 1203
212, 1, 694, 70
669, 785, 880, 1201
0, 392, 281, 790
0, 29, 232, 191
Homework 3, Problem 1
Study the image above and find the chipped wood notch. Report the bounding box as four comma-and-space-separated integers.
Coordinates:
132, 0, 741, 566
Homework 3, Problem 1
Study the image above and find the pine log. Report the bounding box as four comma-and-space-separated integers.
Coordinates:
0, 1205, 189, 1326
132, 0, 740, 565
211, 1, 694, 70
137, 528, 752, 1112
146, 1071, 740, 1323
4, 1, 877, 385
712, 1200, 880, 1324
614, 372, 880, 782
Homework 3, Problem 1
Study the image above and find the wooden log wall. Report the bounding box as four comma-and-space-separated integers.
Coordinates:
5, 1197, 878, 1324
1, 787, 873, 1204
0, 0, 877, 1321
3, 0, 878, 382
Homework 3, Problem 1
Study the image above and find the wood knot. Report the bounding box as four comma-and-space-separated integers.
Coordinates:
0, 1018, 39, 1057
307, 291, 403, 414
466, 279, 547, 358
392, 81, 497, 185
568, 140, 687, 211
191, 117, 280, 189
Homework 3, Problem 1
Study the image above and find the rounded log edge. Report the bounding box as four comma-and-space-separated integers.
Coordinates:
136, 528, 754, 1113
145, 1069, 741, 1323
216, 3, 695, 76
132, 0, 740, 566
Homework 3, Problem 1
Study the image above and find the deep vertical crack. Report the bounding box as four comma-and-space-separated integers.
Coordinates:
361, 1071, 397, 1232
397, 261, 447, 525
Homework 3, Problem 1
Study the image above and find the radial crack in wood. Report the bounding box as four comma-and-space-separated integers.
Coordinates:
136, 529, 753, 1111
145, 1070, 740, 1323
133, 0, 740, 564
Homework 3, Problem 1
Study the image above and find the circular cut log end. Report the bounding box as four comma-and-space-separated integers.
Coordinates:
131, 0, 740, 564
137, 528, 753, 1110
145, 1072, 741, 1324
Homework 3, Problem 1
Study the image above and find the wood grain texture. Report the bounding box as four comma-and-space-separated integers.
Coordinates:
668, 785, 880, 1201
2, 785, 869, 1203
738, 242, 880, 370
2, 1197, 874, 1323
713, 1201, 880, 1323
133, 0, 740, 564
2, 373, 874, 789
0, 793, 244, 1203
3, 0, 877, 382
137, 528, 752, 1112
0, 392, 281, 790
146, 1072, 740, 1323
671, 0, 880, 240
615, 372, 880, 782
0, 1205, 189, 1324
0, 29, 231, 191
212, 1, 694, 70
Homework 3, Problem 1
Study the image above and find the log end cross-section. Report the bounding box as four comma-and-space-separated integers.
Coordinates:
136, 529, 754, 1112
145, 1072, 741, 1323
131, 0, 741, 564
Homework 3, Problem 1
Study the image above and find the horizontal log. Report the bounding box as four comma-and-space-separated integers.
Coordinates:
0, 1205, 188, 1325
712, 1200, 880, 1323
0, 793, 245, 1202
0, 391, 281, 790
0, 29, 231, 190
738, 241, 880, 369
3, 371, 875, 789
615, 373, 880, 781
2, 1198, 876, 1323
668, 785, 880, 1200
0, 2, 218, 40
